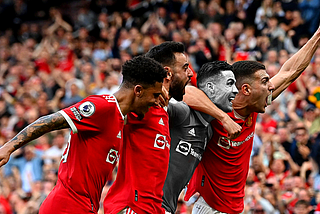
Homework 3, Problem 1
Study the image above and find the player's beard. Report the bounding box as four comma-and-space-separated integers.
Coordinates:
169, 81, 185, 101
137, 114, 145, 120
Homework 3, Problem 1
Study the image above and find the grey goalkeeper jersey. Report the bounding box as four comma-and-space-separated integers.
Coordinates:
162, 100, 213, 213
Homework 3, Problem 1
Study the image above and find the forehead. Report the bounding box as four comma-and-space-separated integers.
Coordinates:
220, 70, 235, 79
173, 52, 188, 66
146, 81, 163, 93
254, 69, 269, 80
295, 128, 307, 133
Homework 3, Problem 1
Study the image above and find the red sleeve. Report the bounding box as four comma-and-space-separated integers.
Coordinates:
60, 95, 110, 134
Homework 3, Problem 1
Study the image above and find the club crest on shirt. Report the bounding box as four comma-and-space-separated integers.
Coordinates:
176, 140, 191, 156
106, 149, 119, 164
79, 101, 95, 117
154, 134, 169, 149
246, 115, 253, 127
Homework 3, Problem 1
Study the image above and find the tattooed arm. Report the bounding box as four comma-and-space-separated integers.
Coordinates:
0, 112, 69, 167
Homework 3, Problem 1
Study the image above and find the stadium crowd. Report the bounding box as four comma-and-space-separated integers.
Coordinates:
0, 0, 320, 213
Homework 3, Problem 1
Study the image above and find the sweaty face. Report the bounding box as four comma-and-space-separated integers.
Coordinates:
169, 53, 193, 101
249, 70, 275, 113
135, 81, 163, 119
211, 70, 238, 112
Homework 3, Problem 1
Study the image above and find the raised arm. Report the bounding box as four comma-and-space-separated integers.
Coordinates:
271, 26, 320, 99
183, 86, 241, 139
0, 112, 69, 167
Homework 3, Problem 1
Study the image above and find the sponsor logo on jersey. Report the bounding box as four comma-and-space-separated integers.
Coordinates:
103, 95, 117, 102
188, 128, 196, 136
106, 149, 119, 164
154, 134, 169, 149
176, 140, 202, 161
71, 107, 82, 121
217, 132, 254, 149
117, 131, 121, 139
79, 102, 95, 117
218, 136, 231, 149
158, 118, 164, 126
176, 140, 191, 156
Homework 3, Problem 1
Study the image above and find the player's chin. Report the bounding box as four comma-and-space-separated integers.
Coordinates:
223, 103, 233, 113
258, 106, 266, 113
173, 93, 183, 101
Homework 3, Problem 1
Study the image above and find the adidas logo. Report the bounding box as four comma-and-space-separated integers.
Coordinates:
117, 131, 121, 139
159, 118, 164, 126
188, 128, 195, 136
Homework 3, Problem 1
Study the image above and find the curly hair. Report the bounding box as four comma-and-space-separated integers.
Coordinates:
121, 56, 167, 88
145, 41, 185, 67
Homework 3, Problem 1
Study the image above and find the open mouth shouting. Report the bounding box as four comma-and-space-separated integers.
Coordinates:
266, 91, 273, 106
229, 96, 235, 105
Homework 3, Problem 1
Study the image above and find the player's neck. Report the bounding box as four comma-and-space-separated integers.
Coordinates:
233, 109, 247, 120
113, 89, 133, 116
232, 95, 252, 118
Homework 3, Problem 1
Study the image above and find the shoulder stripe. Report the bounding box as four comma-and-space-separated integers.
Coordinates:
59, 110, 78, 134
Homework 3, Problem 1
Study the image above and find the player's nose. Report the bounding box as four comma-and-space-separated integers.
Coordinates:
187, 67, 193, 77
269, 81, 275, 91
232, 84, 238, 94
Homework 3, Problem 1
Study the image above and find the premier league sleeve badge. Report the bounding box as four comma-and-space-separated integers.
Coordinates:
79, 101, 96, 117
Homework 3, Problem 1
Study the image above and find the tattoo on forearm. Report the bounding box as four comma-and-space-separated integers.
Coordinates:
12, 112, 69, 150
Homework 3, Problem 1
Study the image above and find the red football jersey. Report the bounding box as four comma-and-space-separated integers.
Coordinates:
185, 111, 258, 214
40, 95, 124, 214
103, 106, 171, 214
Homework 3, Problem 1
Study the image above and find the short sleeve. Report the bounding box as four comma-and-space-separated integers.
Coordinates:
60, 95, 113, 134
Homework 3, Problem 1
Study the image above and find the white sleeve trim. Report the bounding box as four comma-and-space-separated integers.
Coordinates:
59, 110, 78, 134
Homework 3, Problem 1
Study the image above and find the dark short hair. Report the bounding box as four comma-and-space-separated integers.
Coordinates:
232, 61, 266, 89
295, 200, 309, 208
197, 61, 233, 88
145, 41, 185, 67
295, 125, 307, 133
121, 56, 167, 88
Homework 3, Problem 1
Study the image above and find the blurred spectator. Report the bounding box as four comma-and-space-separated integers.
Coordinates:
93, 71, 120, 95
255, 0, 274, 31
223, 0, 237, 28
201, 1, 223, 27
4, 145, 43, 194
282, 10, 309, 50
141, 12, 167, 37
60, 83, 83, 108
74, 6, 96, 32
290, 123, 312, 167
238, 25, 257, 51
262, 16, 285, 51
298, 0, 320, 34
0, 0, 320, 213
277, 126, 292, 153
294, 199, 312, 214
156, 6, 172, 26
42, 131, 66, 168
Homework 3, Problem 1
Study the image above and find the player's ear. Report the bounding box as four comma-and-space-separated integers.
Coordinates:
134, 85, 143, 97
164, 66, 172, 81
206, 82, 215, 94
241, 83, 251, 95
